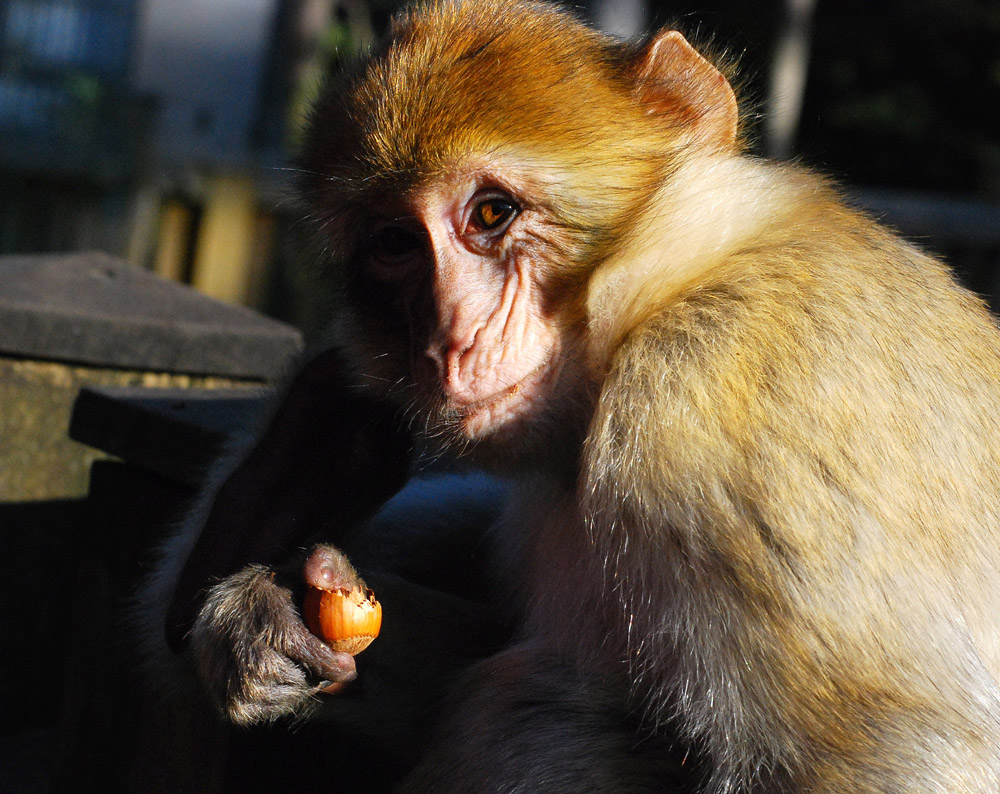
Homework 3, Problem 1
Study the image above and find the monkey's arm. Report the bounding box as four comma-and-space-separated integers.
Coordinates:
137, 347, 416, 721
165, 347, 412, 652
143, 345, 512, 727
186, 477, 509, 728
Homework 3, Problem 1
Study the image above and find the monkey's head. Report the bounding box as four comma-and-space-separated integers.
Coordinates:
300, 0, 738, 467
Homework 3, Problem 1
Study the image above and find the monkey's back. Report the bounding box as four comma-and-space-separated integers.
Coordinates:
583, 178, 1000, 787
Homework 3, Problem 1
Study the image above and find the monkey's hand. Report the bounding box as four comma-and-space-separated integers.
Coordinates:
189, 545, 362, 726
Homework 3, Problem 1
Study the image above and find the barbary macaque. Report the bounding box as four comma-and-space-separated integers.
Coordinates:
145, 1, 1000, 791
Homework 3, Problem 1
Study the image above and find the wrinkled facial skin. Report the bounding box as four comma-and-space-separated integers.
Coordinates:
342, 163, 595, 468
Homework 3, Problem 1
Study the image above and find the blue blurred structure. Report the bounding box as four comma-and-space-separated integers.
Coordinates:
131, 0, 276, 169
0, 0, 352, 320
0, 0, 149, 253
0, 0, 302, 312
0, 0, 137, 160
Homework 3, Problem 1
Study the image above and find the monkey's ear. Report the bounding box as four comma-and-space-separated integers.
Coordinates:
632, 30, 738, 150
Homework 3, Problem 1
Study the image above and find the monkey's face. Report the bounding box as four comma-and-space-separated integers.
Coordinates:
299, 1, 712, 463
339, 160, 595, 462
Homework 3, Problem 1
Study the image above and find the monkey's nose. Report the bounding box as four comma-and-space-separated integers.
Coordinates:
423, 343, 469, 382
423, 342, 486, 401
420, 346, 447, 382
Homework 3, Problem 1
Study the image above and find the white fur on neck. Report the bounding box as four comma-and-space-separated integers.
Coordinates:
586, 152, 804, 369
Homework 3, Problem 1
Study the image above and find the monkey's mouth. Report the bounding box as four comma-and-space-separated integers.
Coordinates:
448, 361, 554, 439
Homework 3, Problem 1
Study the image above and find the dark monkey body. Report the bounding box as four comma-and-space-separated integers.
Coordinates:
144, 1, 1000, 791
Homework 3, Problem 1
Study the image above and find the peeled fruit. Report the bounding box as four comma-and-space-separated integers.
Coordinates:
303, 585, 382, 655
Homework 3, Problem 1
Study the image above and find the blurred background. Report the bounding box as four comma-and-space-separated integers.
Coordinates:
1, 3, 998, 792
2, 0, 998, 335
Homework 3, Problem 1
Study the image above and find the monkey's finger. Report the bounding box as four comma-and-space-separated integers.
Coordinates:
302, 543, 364, 592
283, 622, 358, 685
317, 681, 349, 694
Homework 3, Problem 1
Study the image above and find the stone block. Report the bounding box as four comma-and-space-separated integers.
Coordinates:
0, 251, 301, 501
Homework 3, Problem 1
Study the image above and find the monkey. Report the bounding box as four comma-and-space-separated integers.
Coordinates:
143, 1, 1000, 791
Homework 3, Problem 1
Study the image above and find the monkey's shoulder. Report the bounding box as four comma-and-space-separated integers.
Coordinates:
588, 207, 1000, 486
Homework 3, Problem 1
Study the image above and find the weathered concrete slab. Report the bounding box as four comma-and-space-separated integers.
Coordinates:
0, 359, 259, 500
69, 385, 270, 487
0, 251, 303, 500
0, 251, 302, 378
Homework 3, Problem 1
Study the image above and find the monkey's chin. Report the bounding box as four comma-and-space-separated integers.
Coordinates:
452, 363, 554, 441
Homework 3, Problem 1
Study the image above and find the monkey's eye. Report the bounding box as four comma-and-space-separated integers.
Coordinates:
371, 224, 422, 259
467, 197, 517, 234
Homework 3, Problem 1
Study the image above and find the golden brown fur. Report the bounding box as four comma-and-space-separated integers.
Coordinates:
164, 2, 1000, 792
305, 2, 1000, 789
